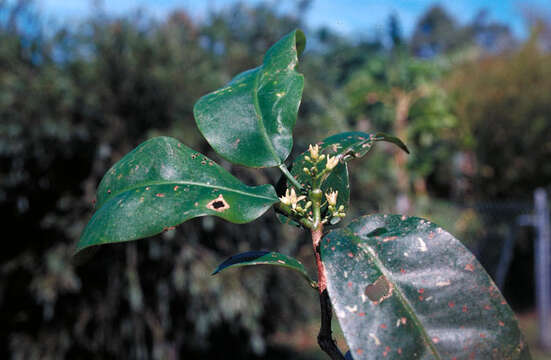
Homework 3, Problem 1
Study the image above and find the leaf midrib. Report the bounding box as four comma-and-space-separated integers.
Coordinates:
252, 66, 283, 166
97, 179, 277, 209
353, 230, 442, 360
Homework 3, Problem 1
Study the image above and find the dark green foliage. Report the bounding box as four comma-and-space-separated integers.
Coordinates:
212, 250, 315, 287
77, 137, 278, 252
1, 3, 314, 358
448, 34, 551, 198
194, 30, 305, 168
321, 215, 530, 359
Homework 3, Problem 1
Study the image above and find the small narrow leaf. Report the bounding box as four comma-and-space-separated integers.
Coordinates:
373, 133, 409, 154
321, 214, 530, 360
77, 137, 278, 253
212, 251, 315, 287
194, 30, 305, 168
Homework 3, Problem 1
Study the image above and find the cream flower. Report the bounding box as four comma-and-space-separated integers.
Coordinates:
279, 188, 306, 208
325, 155, 339, 170
308, 144, 320, 160
325, 190, 338, 206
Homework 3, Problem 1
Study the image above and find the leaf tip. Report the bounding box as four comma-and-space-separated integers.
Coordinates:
294, 29, 306, 56
73, 241, 87, 256
374, 132, 410, 154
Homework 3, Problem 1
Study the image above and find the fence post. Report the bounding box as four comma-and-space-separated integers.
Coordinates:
534, 188, 551, 350
495, 224, 515, 290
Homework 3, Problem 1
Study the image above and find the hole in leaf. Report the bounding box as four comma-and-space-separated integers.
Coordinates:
212, 201, 224, 209
365, 275, 393, 304
207, 195, 230, 212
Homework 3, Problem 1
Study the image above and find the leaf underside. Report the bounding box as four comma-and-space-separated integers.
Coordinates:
77, 137, 278, 253
212, 250, 315, 287
194, 29, 305, 168
321, 214, 530, 360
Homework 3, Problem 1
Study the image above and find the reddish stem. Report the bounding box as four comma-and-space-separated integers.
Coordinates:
312, 225, 327, 292
312, 224, 344, 360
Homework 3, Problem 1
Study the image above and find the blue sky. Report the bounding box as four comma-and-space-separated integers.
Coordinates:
37, 0, 551, 38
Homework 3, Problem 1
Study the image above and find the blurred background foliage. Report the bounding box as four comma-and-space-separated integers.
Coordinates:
1, 0, 551, 359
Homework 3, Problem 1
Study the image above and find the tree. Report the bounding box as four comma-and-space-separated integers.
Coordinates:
447, 28, 551, 198
344, 45, 458, 214
411, 5, 513, 57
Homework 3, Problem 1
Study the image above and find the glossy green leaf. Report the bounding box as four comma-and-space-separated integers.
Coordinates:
77, 137, 278, 253
212, 250, 315, 287
316, 132, 409, 163
321, 214, 530, 360
279, 132, 408, 226
194, 30, 305, 168
275, 212, 301, 227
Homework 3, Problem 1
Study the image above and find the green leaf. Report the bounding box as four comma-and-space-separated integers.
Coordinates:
312, 132, 408, 165
275, 212, 301, 227
321, 214, 530, 360
194, 29, 305, 168
77, 137, 278, 253
279, 132, 407, 226
373, 133, 409, 155
212, 250, 315, 287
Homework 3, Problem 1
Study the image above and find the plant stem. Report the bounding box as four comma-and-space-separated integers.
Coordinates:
311, 207, 344, 359
312, 225, 325, 291
318, 289, 345, 360
278, 163, 303, 190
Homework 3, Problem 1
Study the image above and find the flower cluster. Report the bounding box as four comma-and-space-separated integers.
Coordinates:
279, 144, 347, 226
303, 144, 340, 177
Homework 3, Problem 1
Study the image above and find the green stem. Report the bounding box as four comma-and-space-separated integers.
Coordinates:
311, 189, 323, 230
278, 163, 303, 190
274, 202, 313, 229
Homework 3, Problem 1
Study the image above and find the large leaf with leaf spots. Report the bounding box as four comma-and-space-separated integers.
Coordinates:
194, 30, 305, 168
212, 250, 315, 287
321, 214, 530, 360
76, 137, 278, 253
279, 132, 408, 226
